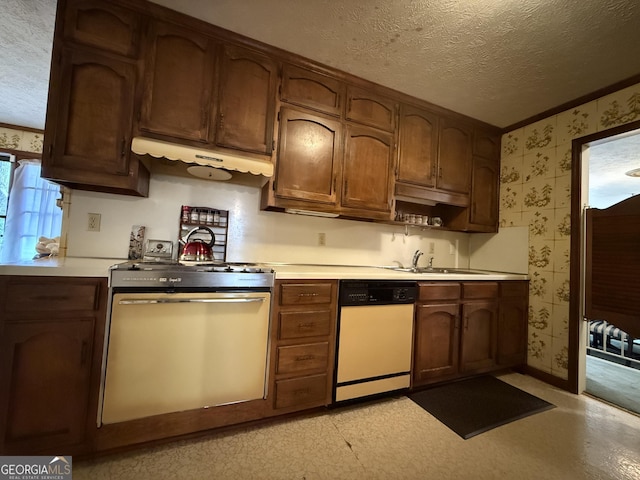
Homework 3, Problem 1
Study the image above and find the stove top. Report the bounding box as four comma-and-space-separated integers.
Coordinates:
110, 261, 274, 289
112, 260, 271, 273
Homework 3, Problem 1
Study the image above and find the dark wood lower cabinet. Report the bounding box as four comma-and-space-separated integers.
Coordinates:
413, 303, 460, 382
497, 281, 529, 366
0, 276, 107, 455
460, 300, 498, 373
269, 280, 338, 414
0, 274, 525, 456
414, 281, 528, 387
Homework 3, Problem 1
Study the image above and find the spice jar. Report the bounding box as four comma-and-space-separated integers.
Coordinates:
182, 206, 190, 223
190, 208, 199, 223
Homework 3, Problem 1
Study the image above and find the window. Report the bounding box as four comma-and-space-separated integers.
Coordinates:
0, 155, 63, 262
0, 153, 13, 246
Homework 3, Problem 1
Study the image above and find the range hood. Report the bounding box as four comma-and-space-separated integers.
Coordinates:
131, 137, 274, 187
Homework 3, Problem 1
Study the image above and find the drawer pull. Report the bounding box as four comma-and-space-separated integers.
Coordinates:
295, 355, 315, 362
298, 293, 319, 297
297, 322, 316, 330
293, 388, 310, 396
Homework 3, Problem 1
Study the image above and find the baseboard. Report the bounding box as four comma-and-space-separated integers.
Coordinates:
522, 365, 571, 392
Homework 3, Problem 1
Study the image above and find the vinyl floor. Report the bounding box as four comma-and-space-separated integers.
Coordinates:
586, 354, 640, 416
75, 372, 640, 480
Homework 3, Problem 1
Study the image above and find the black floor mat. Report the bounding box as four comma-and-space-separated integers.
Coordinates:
408, 375, 555, 439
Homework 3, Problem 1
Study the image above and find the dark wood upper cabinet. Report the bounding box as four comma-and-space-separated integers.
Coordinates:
41, 48, 149, 196
53, 50, 133, 176
468, 155, 499, 229
215, 45, 278, 155
437, 119, 472, 194
139, 21, 216, 142
345, 86, 397, 132
342, 125, 394, 215
274, 108, 342, 205
396, 104, 439, 187
445, 128, 500, 232
281, 64, 345, 117
47, 0, 501, 219
64, 0, 141, 57
473, 129, 501, 159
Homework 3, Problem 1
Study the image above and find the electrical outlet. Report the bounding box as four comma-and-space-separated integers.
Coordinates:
428, 241, 435, 254
88, 213, 101, 232
318, 232, 326, 246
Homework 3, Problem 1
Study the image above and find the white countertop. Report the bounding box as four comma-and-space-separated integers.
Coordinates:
268, 264, 528, 281
0, 256, 123, 277
0, 257, 528, 281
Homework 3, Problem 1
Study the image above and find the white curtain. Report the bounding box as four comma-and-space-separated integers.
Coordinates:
0, 159, 63, 262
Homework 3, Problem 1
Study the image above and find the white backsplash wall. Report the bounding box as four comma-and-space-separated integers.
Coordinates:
65, 173, 470, 268
469, 226, 528, 274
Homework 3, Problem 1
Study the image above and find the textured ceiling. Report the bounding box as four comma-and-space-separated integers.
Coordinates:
1, 0, 640, 130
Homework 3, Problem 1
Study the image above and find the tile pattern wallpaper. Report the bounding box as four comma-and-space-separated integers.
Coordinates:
500, 82, 640, 380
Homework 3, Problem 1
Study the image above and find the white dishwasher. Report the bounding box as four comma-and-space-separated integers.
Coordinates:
335, 281, 417, 402
99, 262, 273, 426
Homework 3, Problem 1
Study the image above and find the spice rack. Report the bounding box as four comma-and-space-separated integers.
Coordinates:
179, 205, 229, 262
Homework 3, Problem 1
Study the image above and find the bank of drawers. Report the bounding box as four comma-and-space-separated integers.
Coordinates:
270, 280, 338, 411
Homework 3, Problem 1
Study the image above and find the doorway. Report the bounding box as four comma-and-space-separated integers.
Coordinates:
570, 121, 640, 414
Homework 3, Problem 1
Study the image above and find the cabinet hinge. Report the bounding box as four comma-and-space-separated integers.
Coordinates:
277, 111, 280, 122
48, 144, 53, 158
272, 140, 276, 151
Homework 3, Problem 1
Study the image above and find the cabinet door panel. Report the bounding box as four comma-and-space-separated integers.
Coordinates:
274, 374, 327, 410
413, 303, 460, 383
473, 130, 501, 159
216, 46, 278, 154
460, 301, 497, 373
281, 64, 344, 116
50, 49, 134, 176
64, 1, 140, 57
276, 342, 329, 374
0, 320, 94, 452
469, 155, 499, 228
280, 282, 334, 305
498, 294, 528, 366
438, 120, 472, 194
279, 310, 332, 339
140, 22, 214, 142
342, 126, 393, 213
346, 87, 396, 131
275, 108, 341, 204
397, 105, 438, 187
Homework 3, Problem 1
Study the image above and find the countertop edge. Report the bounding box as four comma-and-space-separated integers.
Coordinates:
0, 259, 529, 281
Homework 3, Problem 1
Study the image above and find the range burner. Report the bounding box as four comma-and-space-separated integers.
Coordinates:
110, 261, 274, 289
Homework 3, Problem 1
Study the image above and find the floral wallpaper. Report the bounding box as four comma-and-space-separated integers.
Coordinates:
500, 82, 640, 380
0, 126, 43, 154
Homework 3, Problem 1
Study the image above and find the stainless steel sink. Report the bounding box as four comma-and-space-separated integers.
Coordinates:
388, 267, 485, 275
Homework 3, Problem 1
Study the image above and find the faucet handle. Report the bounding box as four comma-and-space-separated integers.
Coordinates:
428, 256, 434, 267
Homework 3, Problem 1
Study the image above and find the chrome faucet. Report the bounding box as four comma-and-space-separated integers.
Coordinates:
411, 250, 423, 270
